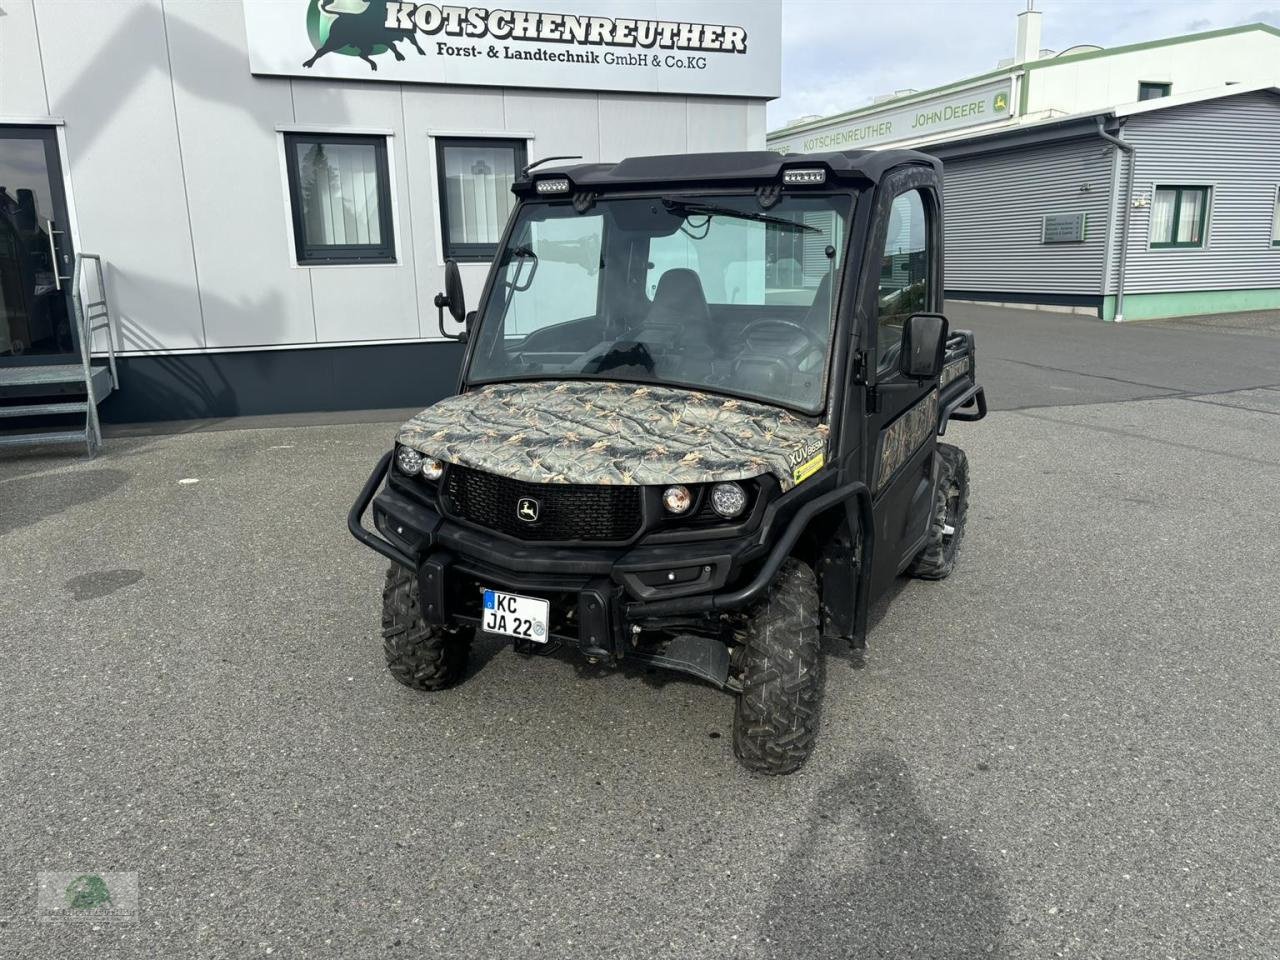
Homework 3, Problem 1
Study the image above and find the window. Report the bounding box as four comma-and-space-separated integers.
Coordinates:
646, 207, 843, 306
502, 211, 604, 337
284, 133, 394, 265
1151, 185, 1210, 248
1138, 82, 1171, 101
436, 138, 528, 261
1273, 186, 1280, 247
466, 193, 853, 413
876, 190, 930, 371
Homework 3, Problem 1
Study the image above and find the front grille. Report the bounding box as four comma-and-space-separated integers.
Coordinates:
443, 464, 644, 542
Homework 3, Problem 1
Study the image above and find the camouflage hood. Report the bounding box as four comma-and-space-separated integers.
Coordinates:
397, 381, 829, 491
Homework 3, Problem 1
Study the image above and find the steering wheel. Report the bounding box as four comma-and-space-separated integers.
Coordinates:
740, 318, 826, 358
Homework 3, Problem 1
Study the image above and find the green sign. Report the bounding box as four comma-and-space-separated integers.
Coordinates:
772, 77, 1015, 153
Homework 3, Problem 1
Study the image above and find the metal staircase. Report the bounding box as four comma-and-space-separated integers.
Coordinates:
0, 254, 119, 457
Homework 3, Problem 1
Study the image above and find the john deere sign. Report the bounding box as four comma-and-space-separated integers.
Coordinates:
770, 78, 1015, 153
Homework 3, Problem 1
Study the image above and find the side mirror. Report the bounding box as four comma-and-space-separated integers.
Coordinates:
898, 312, 948, 380
433, 259, 468, 340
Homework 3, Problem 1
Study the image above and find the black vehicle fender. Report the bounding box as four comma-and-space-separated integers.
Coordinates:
628, 479, 874, 648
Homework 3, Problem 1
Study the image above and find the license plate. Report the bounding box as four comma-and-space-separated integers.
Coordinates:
482, 589, 550, 643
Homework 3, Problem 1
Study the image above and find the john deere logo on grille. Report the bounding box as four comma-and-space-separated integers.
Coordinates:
517, 497, 540, 522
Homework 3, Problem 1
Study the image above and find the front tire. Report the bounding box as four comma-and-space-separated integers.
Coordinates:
381, 563, 472, 690
908, 443, 970, 580
732, 559, 823, 776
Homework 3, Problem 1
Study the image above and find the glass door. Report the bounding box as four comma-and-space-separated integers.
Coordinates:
0, 126, 75, 363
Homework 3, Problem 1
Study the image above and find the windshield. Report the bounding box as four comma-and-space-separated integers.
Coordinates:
466, 192, 854, 413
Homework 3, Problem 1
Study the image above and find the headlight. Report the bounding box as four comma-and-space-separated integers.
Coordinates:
662, 485, 692, 514
710, 482, 747, 518
421, 457, 444, 481
395, 446, 424, 475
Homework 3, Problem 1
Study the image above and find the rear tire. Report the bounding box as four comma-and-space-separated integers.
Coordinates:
732, 559, 823, 776
381, 563, 472, 690
908, 443, 969, 580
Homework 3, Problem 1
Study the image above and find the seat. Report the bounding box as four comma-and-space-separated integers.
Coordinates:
801, 271, 834, 338
634, 268, 712, 348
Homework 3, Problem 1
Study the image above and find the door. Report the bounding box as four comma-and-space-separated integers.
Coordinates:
0, 126, 75, 363
864, 171, 944, 592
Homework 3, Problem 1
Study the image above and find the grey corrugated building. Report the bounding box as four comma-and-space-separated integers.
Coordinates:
769, 17, 1280, 321
934, 86, 1280, 320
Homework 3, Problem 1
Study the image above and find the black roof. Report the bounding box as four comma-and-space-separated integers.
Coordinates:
513, 148, 940, 196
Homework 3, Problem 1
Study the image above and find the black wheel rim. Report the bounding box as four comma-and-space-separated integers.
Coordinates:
942, 483, 960, 548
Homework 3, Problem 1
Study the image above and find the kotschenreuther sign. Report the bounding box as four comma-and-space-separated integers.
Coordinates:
243, 0, 781, 98
770, 78, 1014, 153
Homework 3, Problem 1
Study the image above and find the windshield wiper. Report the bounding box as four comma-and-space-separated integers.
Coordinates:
660, 197, 819, 233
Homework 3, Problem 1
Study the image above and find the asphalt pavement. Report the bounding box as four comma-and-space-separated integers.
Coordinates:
1, 305, 1278, 959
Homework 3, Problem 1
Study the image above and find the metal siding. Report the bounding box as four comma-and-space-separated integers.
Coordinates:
943, 137, 1114, 295
36, 0, 205, 351
0, 1, 51, 115
1116, 92, 1280, 293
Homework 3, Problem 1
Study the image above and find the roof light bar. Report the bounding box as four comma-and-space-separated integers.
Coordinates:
782, 168, 826, 185
535, 177, 571, 194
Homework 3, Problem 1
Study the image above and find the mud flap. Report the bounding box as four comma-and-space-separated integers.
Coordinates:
630, 633, 731, 688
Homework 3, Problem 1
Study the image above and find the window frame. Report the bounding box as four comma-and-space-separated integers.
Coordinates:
1138, 81, 1172, 101
874, 187, 935, 374
1272, 185, 1280, 248
1150, 184, 1211, 249
283, 132, 396, 266
435, 136, 529, 263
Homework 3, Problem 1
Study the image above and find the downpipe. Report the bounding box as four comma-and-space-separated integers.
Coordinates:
1096, 118, 1135, 322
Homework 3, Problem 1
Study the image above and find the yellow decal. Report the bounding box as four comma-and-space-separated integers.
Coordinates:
792, 452, 825, 484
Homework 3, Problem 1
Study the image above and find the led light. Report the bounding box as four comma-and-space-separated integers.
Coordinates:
536, 177, 571, 194
662, 485, 692, 514
782, 168, 826, 185
421, 457, 444, 481
710, 482, 748, 518
395, 446, 424, 476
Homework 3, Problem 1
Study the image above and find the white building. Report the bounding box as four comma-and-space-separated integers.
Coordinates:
0, 0, 778, 423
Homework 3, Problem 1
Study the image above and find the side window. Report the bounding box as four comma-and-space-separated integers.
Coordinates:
502, 212, 604, 337
876, 189, 929, 372
1150, 185, 1210, 248
1273, 185, 1280, 247
436, 137, 528, 261
284, 133, 395, 265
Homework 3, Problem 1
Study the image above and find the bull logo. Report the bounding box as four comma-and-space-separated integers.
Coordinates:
517, 497, 540, 523
303, 0, 426, 72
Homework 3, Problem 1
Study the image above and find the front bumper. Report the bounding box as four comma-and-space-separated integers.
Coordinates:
348, 453, 871, 685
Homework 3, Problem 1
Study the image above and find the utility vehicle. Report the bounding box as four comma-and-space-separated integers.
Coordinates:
349, 149, 986, 774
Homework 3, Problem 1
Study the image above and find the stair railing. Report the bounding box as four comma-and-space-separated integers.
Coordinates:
71, 253, 119, 455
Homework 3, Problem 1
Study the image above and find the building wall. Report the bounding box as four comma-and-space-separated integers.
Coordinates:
767, 25, 1280, 158
1, 0, 767, 363
1107, 91, 1280, 296
1025, 29, 1280, 118
942, 135, 1115, 299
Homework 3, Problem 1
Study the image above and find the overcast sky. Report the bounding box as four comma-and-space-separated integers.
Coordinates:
769, 0, 1280, 129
